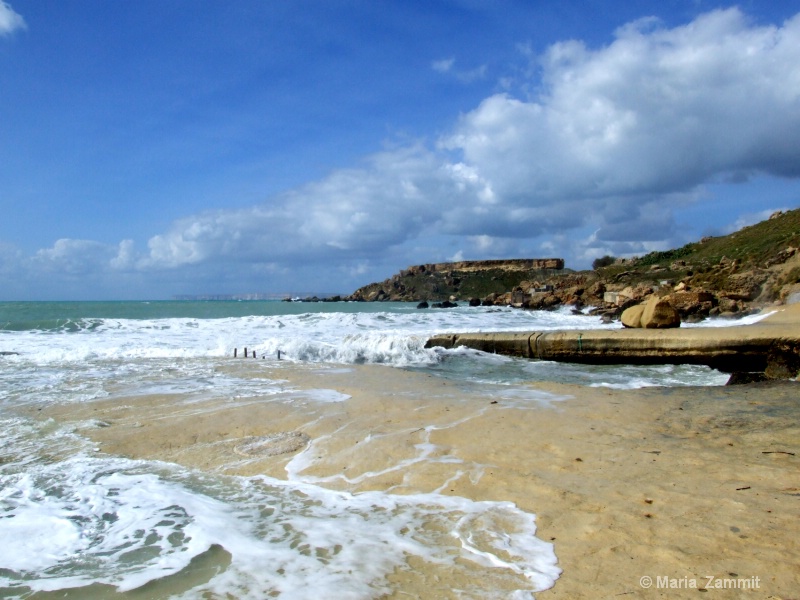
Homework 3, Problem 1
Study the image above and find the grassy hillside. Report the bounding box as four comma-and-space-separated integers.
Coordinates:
596, 208, 800, 301
622, 208, 799, 269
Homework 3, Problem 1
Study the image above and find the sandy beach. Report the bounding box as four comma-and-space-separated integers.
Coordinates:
30, 342, 799, 598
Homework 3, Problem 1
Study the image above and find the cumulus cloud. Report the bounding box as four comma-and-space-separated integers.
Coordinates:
443, 8, 800, 242
0, 1, 25, 36
110, 239, 137, 270
140, 144, 484, 269
33, 239, 117, 275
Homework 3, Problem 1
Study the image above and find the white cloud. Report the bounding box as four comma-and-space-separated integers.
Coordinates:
33, 239, 116, 275
0, 1, 25, 36
443, 8, 800, 241
111, 239, 137, 270
140, 144, 476, 269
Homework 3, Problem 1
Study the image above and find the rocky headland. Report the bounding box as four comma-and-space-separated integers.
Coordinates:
344, 208, 800, 326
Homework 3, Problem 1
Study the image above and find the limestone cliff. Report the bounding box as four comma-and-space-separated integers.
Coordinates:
344, 258, 565, 302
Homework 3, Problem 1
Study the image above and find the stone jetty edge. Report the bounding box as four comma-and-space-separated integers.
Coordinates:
424, 305, 800, 380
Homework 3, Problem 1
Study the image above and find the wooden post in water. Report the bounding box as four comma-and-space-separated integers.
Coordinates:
233, 347, 265, 359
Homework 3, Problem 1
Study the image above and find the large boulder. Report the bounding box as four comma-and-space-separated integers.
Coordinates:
664, 290, 715, 319
640, 296, 681, 328
620, 304, 645, 328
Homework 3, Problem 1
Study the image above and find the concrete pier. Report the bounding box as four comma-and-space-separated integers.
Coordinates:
425, 306, 800, 378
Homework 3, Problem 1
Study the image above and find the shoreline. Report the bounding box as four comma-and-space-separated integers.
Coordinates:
29, 360, 800, 598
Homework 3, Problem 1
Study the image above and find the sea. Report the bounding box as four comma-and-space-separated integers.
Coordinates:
0, 300, 764, 599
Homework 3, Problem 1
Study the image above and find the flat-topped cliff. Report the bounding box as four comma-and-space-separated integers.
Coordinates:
400, 258, 563, 276
345, 258, 565, 302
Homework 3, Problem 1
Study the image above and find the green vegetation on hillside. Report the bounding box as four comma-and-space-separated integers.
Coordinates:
605, 208, 800, 271
592, 209, 800, 300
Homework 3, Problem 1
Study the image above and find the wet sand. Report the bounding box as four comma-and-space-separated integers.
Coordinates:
31, 354, 799, 599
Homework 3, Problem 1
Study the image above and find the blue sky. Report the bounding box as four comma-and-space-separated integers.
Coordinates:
1, 1, 799, 300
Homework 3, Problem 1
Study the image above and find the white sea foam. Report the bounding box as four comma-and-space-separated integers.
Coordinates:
683, 310, 776, 327
0, 451, 560, 598
288, 388, 351, 403
0, 409, 561, 598
0, 303, 760, 377
520, 361, 730, 389
0, 303, 741, 412
0, 305, 614, 366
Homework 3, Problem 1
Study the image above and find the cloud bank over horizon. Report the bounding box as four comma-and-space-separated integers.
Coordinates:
3, 6, 800, 299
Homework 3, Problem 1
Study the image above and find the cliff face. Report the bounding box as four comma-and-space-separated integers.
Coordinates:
400, 258, 563, 276
345, 258, 565, 302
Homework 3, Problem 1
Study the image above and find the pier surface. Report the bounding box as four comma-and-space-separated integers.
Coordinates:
425, 304, 800, 377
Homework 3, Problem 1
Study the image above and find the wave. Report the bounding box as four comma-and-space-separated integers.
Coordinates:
0, 417, 560, 598
0, 305, 754, 387
0, 305, 618, 364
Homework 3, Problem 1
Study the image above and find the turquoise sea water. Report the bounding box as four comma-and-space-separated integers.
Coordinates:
0, 299, 366, 331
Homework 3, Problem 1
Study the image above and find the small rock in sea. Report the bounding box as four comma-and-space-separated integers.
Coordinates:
432, 300, 458, 308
